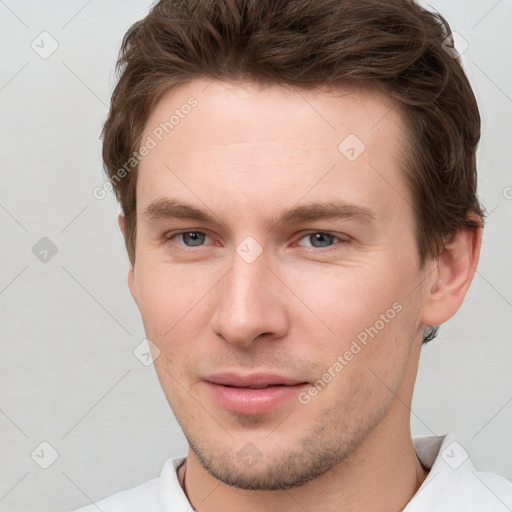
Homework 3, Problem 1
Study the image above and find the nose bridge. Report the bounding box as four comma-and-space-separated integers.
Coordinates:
211, 250, 288, 346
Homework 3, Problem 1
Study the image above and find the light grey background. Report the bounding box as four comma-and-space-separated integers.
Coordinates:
0, 1, 511, 510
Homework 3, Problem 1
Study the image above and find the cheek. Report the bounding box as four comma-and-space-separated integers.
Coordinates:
133, 263, 220, 388
288, 260, 420, 403
288, 263, 406, 345
134, 262, 210, 335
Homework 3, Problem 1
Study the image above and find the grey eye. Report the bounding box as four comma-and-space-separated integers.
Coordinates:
303, 233, 337, 248
180, 232, 206, 246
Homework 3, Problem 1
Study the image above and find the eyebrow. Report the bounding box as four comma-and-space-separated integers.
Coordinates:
142, 198, 376, 227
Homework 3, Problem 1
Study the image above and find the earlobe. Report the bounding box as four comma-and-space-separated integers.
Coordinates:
421, 222, 482, 327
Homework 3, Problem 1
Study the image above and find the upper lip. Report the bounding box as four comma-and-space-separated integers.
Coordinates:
204, 373, 307, 388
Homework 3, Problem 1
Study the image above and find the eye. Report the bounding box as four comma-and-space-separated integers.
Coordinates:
296, 232, 344, 248
165, 230, 347, 251
168, 231, 209, 247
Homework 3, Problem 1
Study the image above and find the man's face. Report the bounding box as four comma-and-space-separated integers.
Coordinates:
129, 79, 431, 489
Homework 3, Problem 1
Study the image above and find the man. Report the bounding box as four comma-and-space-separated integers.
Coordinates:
77, 0, 512, 510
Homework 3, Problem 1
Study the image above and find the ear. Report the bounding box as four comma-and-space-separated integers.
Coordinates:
118, 213, 137, 302
420, 220, 482, 327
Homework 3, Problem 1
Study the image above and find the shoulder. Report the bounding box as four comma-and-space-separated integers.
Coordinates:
407, 434, 512, 511
73, 477, 160, 512
72, 457, 188, 512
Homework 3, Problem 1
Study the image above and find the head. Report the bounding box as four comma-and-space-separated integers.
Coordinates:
103, 0, 483, 491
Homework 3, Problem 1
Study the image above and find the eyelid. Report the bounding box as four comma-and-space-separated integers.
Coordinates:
166, 229, 208, 238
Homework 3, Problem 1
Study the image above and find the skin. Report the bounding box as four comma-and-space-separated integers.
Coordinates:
119, 79, 481, 512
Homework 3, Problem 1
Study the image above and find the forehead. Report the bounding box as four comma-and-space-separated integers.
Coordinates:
136, 79, 411, 226
143, 79, 403, 147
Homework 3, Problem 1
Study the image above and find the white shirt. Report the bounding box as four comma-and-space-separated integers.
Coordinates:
74, 434, 512, 511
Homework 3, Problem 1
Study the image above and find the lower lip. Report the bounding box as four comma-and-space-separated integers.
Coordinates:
204, 382, 308, 415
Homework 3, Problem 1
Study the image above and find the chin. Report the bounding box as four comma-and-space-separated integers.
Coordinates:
186, 428, 355, 491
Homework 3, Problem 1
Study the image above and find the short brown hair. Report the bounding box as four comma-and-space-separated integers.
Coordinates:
103, 0, 484, 273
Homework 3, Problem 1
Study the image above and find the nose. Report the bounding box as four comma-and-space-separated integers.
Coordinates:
211, 251, 290, 348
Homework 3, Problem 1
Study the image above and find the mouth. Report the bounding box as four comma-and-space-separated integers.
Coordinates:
222, 383, 289, 389
202, 373, 309, 415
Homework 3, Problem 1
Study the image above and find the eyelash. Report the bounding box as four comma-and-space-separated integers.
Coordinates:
164, 230, 349, 251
